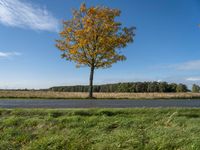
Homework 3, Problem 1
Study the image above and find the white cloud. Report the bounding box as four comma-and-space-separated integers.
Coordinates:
0, 51, 21, 58
157, 79, 162, 82
175, 60, 200, 71
153, 60, 200, 71
0, 0, 59, 32
186, 77, 200, 81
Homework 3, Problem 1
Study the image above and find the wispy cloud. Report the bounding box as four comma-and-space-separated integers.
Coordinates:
186, 77, 200, 81
0, 51, 21, 58
0, 0, 59, 32
175, 60, 200, 71
154, 60, 200, 71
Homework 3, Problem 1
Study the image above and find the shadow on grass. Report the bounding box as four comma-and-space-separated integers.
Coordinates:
178, 113, 200, 118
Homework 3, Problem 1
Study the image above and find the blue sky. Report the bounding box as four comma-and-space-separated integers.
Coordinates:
0, 0, 200, 89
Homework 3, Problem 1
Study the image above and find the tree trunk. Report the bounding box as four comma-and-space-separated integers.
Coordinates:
89, 65, 95, 98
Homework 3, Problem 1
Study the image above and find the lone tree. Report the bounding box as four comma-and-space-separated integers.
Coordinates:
56, 3, 135, 98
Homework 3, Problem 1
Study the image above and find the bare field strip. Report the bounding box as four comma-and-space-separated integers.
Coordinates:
0, 91, 200, 99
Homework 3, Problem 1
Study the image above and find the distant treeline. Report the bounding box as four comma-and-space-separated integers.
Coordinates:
49, 82, 190, 93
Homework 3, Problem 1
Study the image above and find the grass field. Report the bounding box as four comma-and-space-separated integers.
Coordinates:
1, 91, 200, 99
0, 108, 200, 149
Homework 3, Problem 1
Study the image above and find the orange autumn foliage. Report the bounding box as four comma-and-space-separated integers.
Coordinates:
56, 3, 135, 69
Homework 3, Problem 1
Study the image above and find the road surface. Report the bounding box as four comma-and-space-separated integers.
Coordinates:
0, 99, 200, 108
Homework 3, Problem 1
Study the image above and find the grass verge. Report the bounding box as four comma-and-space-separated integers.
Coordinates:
0, 108, 200, 149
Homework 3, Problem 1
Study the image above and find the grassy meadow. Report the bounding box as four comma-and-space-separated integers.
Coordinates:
1, 90, 200, 99
0, 108, 200, 149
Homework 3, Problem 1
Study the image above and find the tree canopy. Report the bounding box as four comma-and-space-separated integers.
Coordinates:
192, 84, 200, 93
56, 3, 134, 68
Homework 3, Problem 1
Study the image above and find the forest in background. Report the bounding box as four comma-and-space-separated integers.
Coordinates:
49, 82, 200, 93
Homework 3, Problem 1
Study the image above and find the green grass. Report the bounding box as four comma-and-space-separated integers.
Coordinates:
1, 108, 200, 149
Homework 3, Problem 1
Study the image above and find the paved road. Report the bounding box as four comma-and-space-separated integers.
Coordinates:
0, 99, 200, 108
